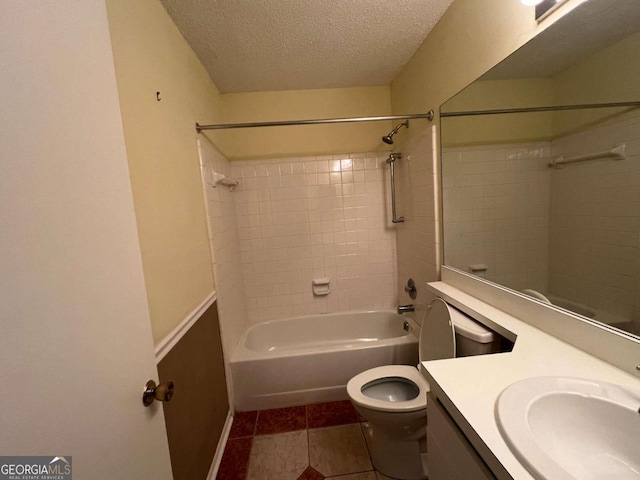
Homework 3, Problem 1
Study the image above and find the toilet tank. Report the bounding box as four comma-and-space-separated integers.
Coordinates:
452, 311, 500, 357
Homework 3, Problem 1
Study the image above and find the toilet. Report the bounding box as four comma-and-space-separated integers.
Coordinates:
347, 298, 499, 480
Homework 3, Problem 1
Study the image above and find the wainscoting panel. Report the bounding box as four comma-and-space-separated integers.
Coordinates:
158, 301, 229, 480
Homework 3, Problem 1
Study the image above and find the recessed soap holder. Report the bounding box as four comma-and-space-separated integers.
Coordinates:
312, 278, 331, 296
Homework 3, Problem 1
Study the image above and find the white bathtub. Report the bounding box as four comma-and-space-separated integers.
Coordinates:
546, 294, 635, 332
524, 290, 636, 333
230, 310, 419, 411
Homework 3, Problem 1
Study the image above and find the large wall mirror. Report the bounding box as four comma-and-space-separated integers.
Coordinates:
440, 0, 640, 338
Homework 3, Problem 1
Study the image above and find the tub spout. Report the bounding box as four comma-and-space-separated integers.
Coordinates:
397, 304, 415, 314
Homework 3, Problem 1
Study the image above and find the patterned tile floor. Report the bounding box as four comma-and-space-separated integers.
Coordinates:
217, 400, 399, 480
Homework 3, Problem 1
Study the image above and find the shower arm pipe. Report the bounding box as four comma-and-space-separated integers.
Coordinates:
195, 111, 434, 132
387, 154, 404, 224
440, 101, 640, 118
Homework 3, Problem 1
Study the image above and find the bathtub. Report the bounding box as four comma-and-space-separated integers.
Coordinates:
524, 290, 635, 333
546, 294, 635, 332
230, 310, 419, 411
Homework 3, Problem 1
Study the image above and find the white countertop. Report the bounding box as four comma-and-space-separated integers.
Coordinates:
421, 281, 640, 480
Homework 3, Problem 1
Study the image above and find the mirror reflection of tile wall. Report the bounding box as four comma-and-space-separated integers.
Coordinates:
443, 109, 640, 335
442, 142, 550, 293
548, 110, 640, 333
440, 0, 640, 337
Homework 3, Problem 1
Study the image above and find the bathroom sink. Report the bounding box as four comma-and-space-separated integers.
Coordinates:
496, 376, 640, 480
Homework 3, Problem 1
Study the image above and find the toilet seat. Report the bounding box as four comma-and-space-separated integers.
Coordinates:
347, 299, 460, 414
346, 300, 496, 480
347, 365, 430, 413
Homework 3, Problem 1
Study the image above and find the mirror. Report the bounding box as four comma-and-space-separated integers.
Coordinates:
440, 0, 640, 337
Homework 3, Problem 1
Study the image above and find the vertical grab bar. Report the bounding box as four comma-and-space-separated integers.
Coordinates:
387, 153, 404, 223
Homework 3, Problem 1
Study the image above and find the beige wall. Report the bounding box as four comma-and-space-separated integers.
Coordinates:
438, 13, 640, 147
552, 30, 640, 137
105, 1, 392, 343
389, 0, 588, 299
442, 78, 554, 113
393, 1, 539, 116
443, 28, 640, 145
554, 30, 640, 106
104, 0, 592, 344
441, 78, 554, 146
106, 0, 222, 343
219, 87, 393, 160
391, 0, 588, 116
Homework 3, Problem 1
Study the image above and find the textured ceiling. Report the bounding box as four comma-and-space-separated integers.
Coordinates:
160, 0, 454, 93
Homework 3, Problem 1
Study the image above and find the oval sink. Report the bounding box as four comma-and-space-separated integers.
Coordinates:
496, 376, 640, 480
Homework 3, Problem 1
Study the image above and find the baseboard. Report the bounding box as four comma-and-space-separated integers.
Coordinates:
207, 410, 233, 480
155, 291, 217, 363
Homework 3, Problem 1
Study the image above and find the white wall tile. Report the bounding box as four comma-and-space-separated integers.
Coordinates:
549, 110, 640, 330
394, 129, 440, 318
198, 138, 250, 365
442, 110, 640, 333
443, 142, 551, 294
232, 152, 398, 324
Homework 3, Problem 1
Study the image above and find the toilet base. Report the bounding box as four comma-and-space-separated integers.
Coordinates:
362, 423, 427, 480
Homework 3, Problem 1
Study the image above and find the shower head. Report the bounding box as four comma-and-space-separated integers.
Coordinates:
382, 120, 409, 144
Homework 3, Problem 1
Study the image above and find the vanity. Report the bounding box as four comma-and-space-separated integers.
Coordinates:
421, 267, 640, 479
424, 1, 640, 478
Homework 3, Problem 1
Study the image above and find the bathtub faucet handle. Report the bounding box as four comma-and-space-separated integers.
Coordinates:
397, 304, 415, 314
404, 279, 417, 300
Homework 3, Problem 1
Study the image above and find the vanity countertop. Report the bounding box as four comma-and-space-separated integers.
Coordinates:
421, 281, 640, 480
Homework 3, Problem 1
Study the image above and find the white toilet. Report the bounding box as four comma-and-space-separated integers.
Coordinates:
347, 298, 499, 480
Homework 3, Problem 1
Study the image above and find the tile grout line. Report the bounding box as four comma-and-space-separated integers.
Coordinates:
253, 410, 259, 437
233, 402, 380, 480
245, 436, 254, 480
324, 467, 377, 479
243, 412, 258, 480
359, 421, 377, 478
305, 405, 312, 475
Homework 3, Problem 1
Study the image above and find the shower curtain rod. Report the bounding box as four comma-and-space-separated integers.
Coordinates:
440, 101, 640, 118
195, 111, 434, 132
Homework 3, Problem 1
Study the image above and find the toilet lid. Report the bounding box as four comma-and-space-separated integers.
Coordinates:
419, 298, 456, 362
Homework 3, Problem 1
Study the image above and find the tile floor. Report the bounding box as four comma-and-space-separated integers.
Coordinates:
217, 400, 399, 480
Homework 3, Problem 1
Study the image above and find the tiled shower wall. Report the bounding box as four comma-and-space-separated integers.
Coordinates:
442, 142, 551, 293
395, 128, 441, 317
198, 137, 249, 368
441, 109, 640, 332
549, 110, 640, 330
229, 153, 397, 324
